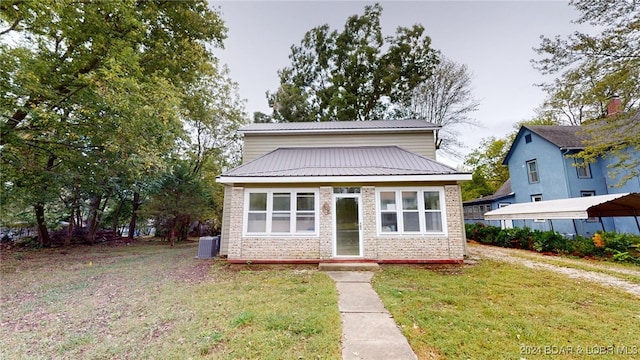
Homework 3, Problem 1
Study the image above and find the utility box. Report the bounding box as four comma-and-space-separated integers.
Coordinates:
197, 236, 219, 259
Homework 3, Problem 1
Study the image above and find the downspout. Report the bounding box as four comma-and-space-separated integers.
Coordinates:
559, 148, 572, 235
561, 148, 573, 197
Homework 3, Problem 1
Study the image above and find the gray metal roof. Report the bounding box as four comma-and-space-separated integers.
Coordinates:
240, 119, 440, 134
221, 146, 464, 178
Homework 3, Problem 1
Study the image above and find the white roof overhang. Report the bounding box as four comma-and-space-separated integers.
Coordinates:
484, 193, 640, 220
217, 173, 472, 184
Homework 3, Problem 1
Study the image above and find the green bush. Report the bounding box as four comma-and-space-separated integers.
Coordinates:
567, 236, 597, 258
531, 230, 568, 253
465, 223, 501, 244
466, 225, 640, 264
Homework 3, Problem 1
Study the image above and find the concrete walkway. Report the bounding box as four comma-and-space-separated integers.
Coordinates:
326, 271, 417, 360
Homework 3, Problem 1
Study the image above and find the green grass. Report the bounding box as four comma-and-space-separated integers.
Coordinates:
0, 240, 341, 359
373, 262, 640, 360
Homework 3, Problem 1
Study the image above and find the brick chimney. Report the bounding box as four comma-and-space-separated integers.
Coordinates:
607, 95, 622, 117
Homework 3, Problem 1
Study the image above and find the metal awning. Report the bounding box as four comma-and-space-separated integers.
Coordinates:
484, 193, 640, 220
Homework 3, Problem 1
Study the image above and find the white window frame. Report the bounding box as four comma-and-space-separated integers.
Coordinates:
581, 191, 598, 222
526, 159, 540, 183
375, 187, 448, 236
531, 194, 545, 222
575, 158, 592, 179
243, 189, 319, 236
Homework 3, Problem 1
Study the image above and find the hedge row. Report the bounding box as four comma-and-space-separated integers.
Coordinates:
465, 223, 640, 264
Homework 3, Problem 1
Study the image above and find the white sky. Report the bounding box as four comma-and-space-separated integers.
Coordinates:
210, 1, 583, 166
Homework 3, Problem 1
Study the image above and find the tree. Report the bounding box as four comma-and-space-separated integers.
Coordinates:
267, 3, 438, 122
141, 160, 212, 246
464, 137, 511, 195
0, 1, 227, 245
460, 172, 495, 201
533, 0, 640, 184
399, 57, 480, 157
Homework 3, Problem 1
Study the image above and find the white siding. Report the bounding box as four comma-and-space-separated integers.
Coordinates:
243, 132, 435, 162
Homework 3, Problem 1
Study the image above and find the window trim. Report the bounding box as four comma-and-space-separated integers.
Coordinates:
243, 189, 319, 236
375, 187, 448, 236
575, 158, 592, 179
531, 194, 545, 222
526, 159, 540, 183
581, 191, 598, 222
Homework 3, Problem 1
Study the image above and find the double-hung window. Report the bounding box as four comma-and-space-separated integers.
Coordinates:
377, 188, 446, 235
526, 160, 539, 183
575, 158, 591, 178
245, 190, 318, 235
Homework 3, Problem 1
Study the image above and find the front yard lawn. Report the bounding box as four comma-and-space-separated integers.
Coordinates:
373, 262, 640, 359
4, 240, 639, 359
0, 240, 341, 359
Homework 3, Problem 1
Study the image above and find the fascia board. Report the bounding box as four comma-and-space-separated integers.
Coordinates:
216, 174, 472, 184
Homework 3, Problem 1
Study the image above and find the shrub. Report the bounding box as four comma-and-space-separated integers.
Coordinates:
466, 225, 640, 264
531, 230, 568, 253
466, 223, 502, 244
567, 236, 597, 258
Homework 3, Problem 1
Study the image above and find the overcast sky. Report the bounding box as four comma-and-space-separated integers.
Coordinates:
210, 1, 583, 166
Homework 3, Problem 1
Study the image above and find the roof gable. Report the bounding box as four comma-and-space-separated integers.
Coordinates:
502, 125, 586, 165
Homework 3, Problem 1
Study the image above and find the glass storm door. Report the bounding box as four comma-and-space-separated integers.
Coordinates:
334, 195, 362, 257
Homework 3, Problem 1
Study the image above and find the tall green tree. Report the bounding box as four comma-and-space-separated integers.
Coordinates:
0, 0, 227, 245
464, 137, 511, 195
141, 160, 212, 246
267, 3, 438, 122
533, 0, 640, 185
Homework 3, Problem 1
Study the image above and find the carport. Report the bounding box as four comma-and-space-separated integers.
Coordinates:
483, 193, 640, 233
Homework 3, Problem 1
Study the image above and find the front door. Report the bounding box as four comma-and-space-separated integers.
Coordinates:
334, 194, 362, 257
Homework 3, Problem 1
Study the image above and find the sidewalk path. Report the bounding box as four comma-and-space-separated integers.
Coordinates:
326, 271, 417, 360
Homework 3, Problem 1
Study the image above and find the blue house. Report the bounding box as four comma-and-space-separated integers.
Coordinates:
493, 122, 640, 236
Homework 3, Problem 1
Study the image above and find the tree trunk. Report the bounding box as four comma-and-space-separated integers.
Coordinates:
128, 192, 140, 240
169, 227, 175, 247
65, 210, 74, 246
111, 197, 124, 233
87, 194, 102, 244
87, 188, 113, 244
34, 202, 52, 247
75, 207, 81, 229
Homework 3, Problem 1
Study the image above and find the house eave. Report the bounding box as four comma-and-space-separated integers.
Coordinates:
463, 192, 515, 205
216, 173, 472, 184
240, 127, 439, 136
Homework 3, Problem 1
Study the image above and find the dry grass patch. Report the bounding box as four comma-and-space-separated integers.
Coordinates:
0, 240, 341, 359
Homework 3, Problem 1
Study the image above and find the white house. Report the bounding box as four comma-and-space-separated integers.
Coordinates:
216, 119, 472, 264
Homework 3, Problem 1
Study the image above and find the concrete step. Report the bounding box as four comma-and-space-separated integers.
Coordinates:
319, 262, 379, 272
